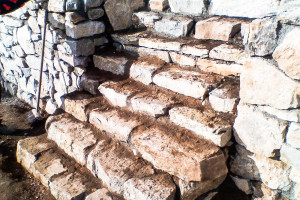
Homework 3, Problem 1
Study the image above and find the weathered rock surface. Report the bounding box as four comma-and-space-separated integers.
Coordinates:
85, 189, 116, 200
89, 108, 142, 142
286, 123, 300, 149
66, 21, 105, 39
104, 0, 145, 31
149, 0, 169, 11
46, 114, 97, 165
139, 37, 181, 51
153, 67, 222, 99
133, 12, 162, 28
258, 106, 300, 123
240, 58, 300, 109
230, 176, 252, 195
123, 174, 176, 200
197, 59, 242, 76
154, 17, 194, 37
17, 25, 35, 55
131, 125, 228, 182
234, 103, 288, 157
195, 17, 241, 41
281, 144, 300, 170
273, 27, 300, 80
169, 52, 196, 67
93, 55, 130, 76
168, 0, 205, 15
130, 59, 164, 85
48, 0, 66, 13
169, 106, 232, 147
242, 17, 278, 56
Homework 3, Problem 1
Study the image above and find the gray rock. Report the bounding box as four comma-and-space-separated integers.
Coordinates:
66, 0, 83, 11
242, 17, 278, 56
85, 0, 104, 9
48, 0, 66, 13
155, 17, 194, 37
66, 21, 105, 39
62, 39, 95, 56
65, 12, 87, 24
48, 13, 65, 29
93, 55, 130, 75
104, 0, 145, 31
87, 8, 105, 20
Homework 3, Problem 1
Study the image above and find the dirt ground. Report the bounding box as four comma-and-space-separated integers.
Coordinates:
0, 91, 55, 200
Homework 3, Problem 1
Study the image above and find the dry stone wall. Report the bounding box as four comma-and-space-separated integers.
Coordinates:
1, 0, 300, 200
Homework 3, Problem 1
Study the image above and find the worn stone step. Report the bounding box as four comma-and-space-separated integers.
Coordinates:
16, 135, 122, 200
46, 114, 177, 199
153, 66, 223, 99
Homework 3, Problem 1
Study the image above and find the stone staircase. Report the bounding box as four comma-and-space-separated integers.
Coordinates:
16, 9, 245, 200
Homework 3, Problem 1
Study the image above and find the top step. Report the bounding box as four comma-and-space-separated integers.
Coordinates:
133, 11, 251, 42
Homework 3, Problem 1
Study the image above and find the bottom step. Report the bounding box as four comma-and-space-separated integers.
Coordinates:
16, 134, 122, 200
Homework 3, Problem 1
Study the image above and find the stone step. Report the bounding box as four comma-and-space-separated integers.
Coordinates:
16, 134, 122, 200
111, 31, 245, 75
45, 114, 177, 199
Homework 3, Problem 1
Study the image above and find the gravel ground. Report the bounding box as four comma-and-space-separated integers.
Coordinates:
0, 90, 55, 200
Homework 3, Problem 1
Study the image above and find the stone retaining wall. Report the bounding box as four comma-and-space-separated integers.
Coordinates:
1, 0, 300, 199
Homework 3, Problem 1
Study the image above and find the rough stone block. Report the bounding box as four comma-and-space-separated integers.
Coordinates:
169, 52, 196, 67
273, 27, 300, 80
131, 125, 228, 182
48, 0, 66, 13
132, 11, 162, 28
124, 174, 176, 200
233, 103, 288, 157
62, 39, 95, 56
87, 8, 104, 20
46, 114, 97, 165
169, 106, 232, 147
242, 17, 278, 56
66, 21, 105, 39
149, 0, 169, 11
230, 176, 252, 195
154, 17, 194, 37
17, 25, 35, 55
89, 108, 142, 142
130, 59, 164, 85
85, 189, 114, 200
197, 58, 242, 76
181, 43, 210, 58
139, 38, 181, 51
87, 139, 155, 195
281, 144, 300, 170
153, 68, 222, 99
48, 13, 65, 29
168, 0, 205, 15
93, 55, 130, 76
209, 44, 249, 64
195, 17, 242, 41
286, 123, 300, 148
104, 0, 145, 31
138, 47, 171, 62
58, 51, 90, 67
240, 58, 300, 109
209, 78, 240, 113
131, 92, 176, 117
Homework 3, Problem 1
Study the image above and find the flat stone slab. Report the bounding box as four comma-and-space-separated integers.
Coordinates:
89, 108, 142, 142
87, 139, 156, 195
63, 93, 103, 122
130, 125, 228, 182
98, 81, 141, 107
93, 55, 130, 76
130, 91, 176, 117
154, 17, 194, 37
124, 174, 176, 200
66, 21, 105, 39
169, 106, 232, 147
209, 44, 249, 65
195, 17, 242, 41
130, 58, 164, 85
209, 78, 240, 113
169, 52, 196, 67
197, 58, 242, 76
153, 67, 223, 99
132, 11, 162, 28
46, 114, 97, 165
139, 37, 181, 51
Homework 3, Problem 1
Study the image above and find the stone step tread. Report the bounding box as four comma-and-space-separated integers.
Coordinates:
46, 114, 177, 199
16, 135, 122, 200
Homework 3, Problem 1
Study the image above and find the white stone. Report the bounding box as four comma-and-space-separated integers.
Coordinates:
234, 103, 288, 157
240, 58, 300, 109
281, 144, 300, 170
168, 0, 205, 15
28, 16, 40, 34
169, 52, 196, 67
290, 167, 300, 184
45, 99, 58, 115
17, 25, 35, 55
273, 27, 300, 80
89, 109, 142, 142
139, 38, 181, 51
154, 17, 193, 37
181, 44, 209, 58
286, 123, 300, 148
209, 0, 280, 18
48, 0, 66, 13
153, 68, 222, 99
258, 106, 300, 123
130, 60, 163, 85
169, 106, 232, 147
251, 154, 291, 191
209, 44, 249, 65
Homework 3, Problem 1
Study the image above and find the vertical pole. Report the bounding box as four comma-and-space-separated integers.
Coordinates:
36, 9, 48, 112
